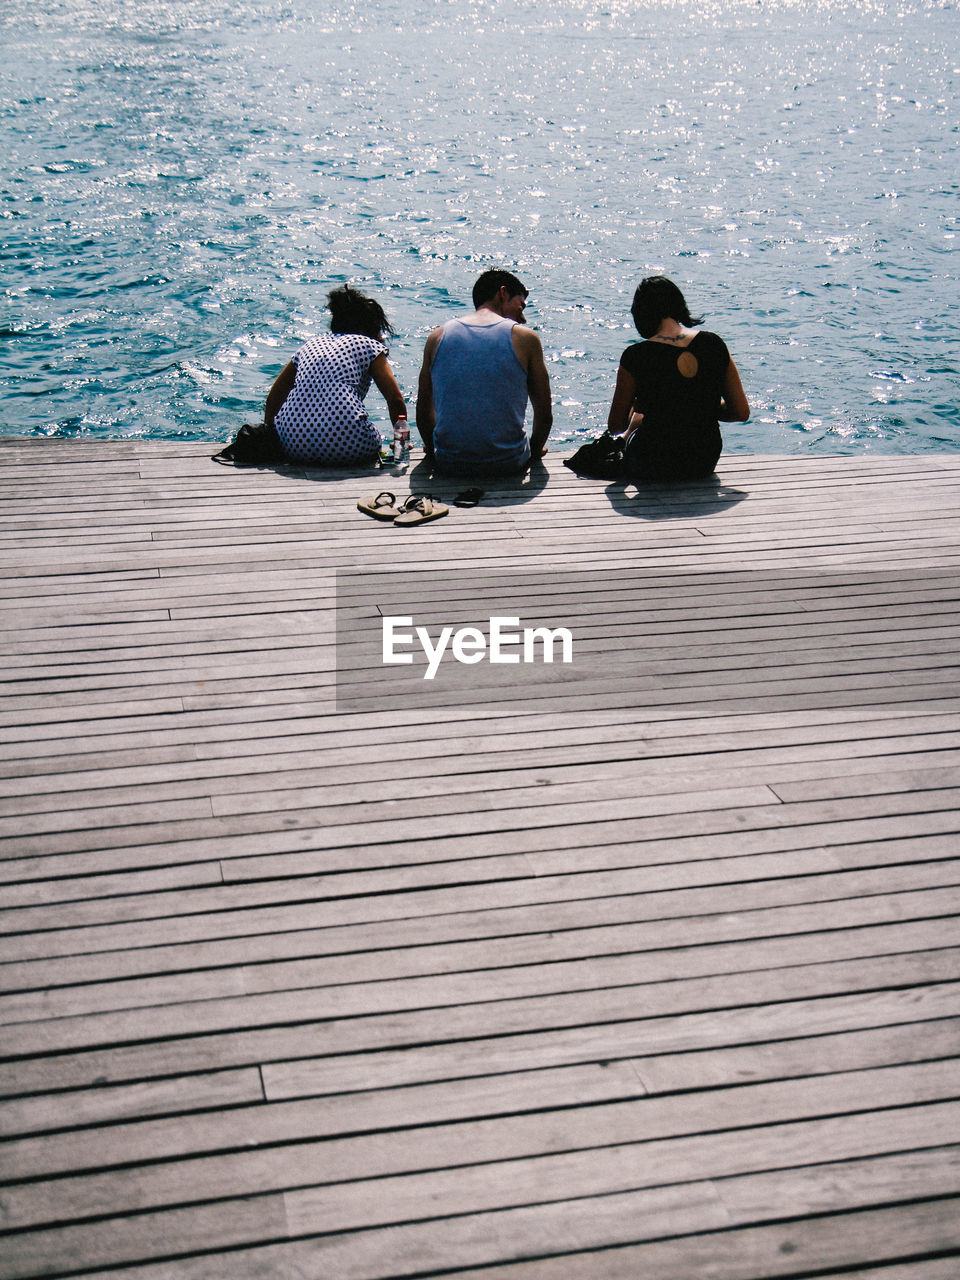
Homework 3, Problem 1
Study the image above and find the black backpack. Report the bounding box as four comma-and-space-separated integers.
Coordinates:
212, 421, 287, 467
562, 429, 626, 480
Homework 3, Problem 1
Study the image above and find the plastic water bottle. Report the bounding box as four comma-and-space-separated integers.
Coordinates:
393, 416, 410, 464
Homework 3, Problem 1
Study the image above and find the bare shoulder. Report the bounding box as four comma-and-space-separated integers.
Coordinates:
511, 323, 543, 350
511, 323, 545, 366
422, 326, 444, 363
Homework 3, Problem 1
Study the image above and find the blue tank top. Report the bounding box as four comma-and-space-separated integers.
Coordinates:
431, 318, 530, 472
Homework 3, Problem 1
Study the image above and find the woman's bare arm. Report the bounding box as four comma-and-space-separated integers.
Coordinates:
264, 360, 297, 427
718, 357, 750, 422
606, 365, 636, 436
370, 353, 407, 425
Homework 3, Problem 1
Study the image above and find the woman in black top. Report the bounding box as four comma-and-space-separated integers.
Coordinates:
607, 277, 750, 481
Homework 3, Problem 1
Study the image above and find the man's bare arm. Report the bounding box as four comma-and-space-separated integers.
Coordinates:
416, 329, 442, 453
514, 327, 553, 457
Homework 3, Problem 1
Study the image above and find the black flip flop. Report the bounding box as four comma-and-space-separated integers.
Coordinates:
453, 487, 484, 508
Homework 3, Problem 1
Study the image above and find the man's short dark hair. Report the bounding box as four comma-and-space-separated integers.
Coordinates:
472, 269, 527, 309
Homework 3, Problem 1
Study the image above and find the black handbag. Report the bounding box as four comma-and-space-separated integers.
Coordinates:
212, 421, 287, 467
562, 429, 626, 480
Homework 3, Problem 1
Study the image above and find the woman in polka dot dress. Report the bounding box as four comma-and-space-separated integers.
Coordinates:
265, 286, 406, 465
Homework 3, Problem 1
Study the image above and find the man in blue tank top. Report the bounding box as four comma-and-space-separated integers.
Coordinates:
416, 270, 553, 476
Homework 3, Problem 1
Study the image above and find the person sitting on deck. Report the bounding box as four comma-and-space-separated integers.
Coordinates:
265, 285, 407, 466
416, 269, 553, 477
607, 276, 750, 482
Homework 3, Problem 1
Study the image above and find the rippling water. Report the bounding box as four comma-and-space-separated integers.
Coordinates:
2, 0, 958, 454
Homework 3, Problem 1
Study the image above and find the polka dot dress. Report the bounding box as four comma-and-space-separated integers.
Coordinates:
275, 332, 386, 464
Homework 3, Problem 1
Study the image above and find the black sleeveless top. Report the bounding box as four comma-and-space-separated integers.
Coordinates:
620, 330, 729, 479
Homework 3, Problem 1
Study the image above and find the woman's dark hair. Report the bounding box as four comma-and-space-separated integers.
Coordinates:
328, 285, 394, 340
630, 276, 703, 339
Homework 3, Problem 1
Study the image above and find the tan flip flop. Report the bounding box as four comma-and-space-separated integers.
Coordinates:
357, 491, 399, 520
393, 495, 449, 526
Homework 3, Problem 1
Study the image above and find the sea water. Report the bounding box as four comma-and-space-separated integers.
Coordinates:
1, 0, 957, 455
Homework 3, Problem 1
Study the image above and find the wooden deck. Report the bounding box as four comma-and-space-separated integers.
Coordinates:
1, 436, 959, 1279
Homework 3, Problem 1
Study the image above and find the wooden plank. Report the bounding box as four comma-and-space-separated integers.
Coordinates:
0, 561, 945, 611
2, 1016, 955, 1145
8, 800, 955, 912
1, 981, 957, 1113
288, 1150, 960, 1274
3, 916, 955, 1025
438, 1202, 960, 1280
1, 881, 956, 993
7, 740, 960, 828
0, 1194, 292, 1279
1, 731, 957, 814
1, 1056, 956, 1185
264, 1014, 960, 1104
5, 717, 959, 797
0, 1067, 264, 1138
16, 1168, 959, 1280
0, 842, 872, 937
4, 947, 960, 1061
4, 774, 960, 871
3, 694, 957, 763
6, 622, 958, 682
5, 535, 960, 579
4, 1102, 952, 1234
2, 857, 956, 965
